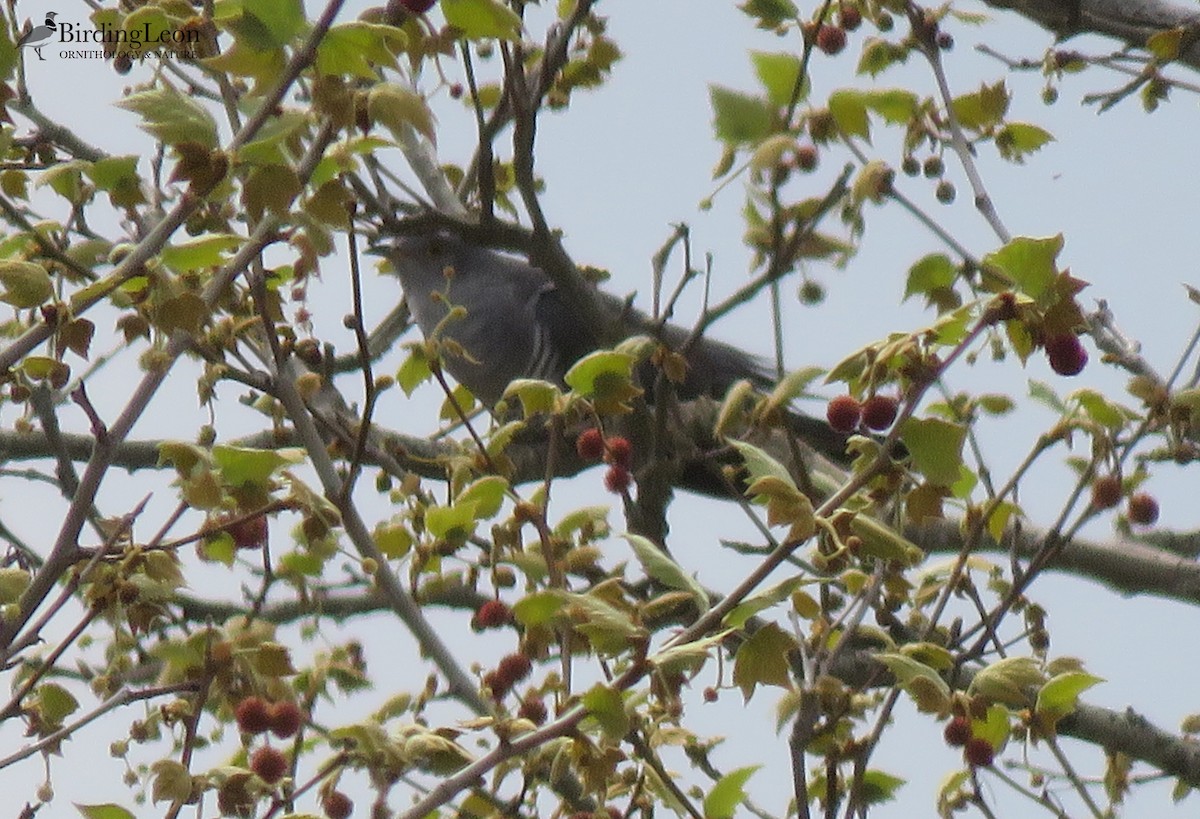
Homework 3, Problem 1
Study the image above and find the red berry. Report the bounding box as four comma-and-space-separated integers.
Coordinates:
399, 0, 437, 12
703, 687, 719, 703
839, 4, 863, 30
576, 427, 604, 461
1090, 475, 1122, 510
943, 716, 971, 747
268, 700, 303, 739
795, 144, 818, 171
1127, 492, 1159, 525
234, 696, 272, 735
604, 436, 633, 469
518, 694, 548, 725
496, 652, 533, 686
322, 790, 354, 819
963, 736, 994, 767
815, 24, 847, 55
250, 746, 288, 784
1045, 333, 1087, 376
472, 599, 513, 630
449, 83, 464, 99
604, 465, 632, 494
861, 394, 899, 431
826, 395, 862, 433
936, 31, 954, 50
606, 809, 622, 819
483, 670, 511, 699
229, 514, 268, 549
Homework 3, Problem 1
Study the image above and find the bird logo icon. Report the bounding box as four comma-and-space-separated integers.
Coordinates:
17, 12, 58, 61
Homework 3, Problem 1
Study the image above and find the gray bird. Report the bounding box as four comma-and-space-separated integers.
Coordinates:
376, 231, 851, 462
18, 12, 57, 50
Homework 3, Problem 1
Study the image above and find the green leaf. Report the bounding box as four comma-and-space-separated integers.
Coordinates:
995, 122, 1054, 163
553, 506, 610, 539
704, 765, 760, 819
457, 476, 508, 519
563, 349, 640, 412
251, 641, 297, 676
724, 575, 805, 629
240, 0, 306, 49
1036, 671, 1103, 725
1147, 27, 1184, 61
503, 378, 561, 416
36, 682, 79, 725
862, 88, 918, 123
150, 760, 193, 805
160, 235, 242, 273
1073, 388, 1128, 428
904, 253, 957, 301
733, 622, 797, 700
985, 500, 1019, 541
512, 590, 563, 628
75, 805, 138, 819
752, 51, 806, 107
898, 417, 966, 486
19, 356, 70, 387
653, 631, 731, 675
728, 440, 795, 487
969, 656, 1046, 707
829, 89, 870, 141
582, 684, 629, 742
567, 591, 645, 655
442, 0, 523, 41
1028, 379, 1065, 413
39, 160, 87, 202
709, 85, 773, 145
116, 86, 219, 148
397, 348, 433, 395
857, 37, 910, 77
212, 445, 304, 488
982, 234, 1062, 300
315, 22, 403, 79
739, 0, 799, 29
761, 366, 825, 417
424, 501, 479, 539
950, 81, 1009, 132
0, 261, 53, 307
875, 652, 950, 712
368, 83, 437, 144
859, 770, 906, 805
238, 109, 311, 164
374, 522, 413, 559
625, 534, 707, 607
86, 156, 144, 209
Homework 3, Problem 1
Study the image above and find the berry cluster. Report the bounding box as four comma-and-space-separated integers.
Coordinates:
825, 394, 899, 434
942, 715, 995, 767
234, 696, 304, 739
471, 599, 513, 631
483, 651, 534, 701
577, 429, 635, 494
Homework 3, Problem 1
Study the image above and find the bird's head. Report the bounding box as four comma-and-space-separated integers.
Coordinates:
370, 231, 477, 293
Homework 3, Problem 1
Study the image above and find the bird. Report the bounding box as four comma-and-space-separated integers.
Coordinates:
18, 12, 57, 59
374, 230, 852, 464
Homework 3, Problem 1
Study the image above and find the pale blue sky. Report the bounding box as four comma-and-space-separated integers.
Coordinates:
5, 1, 1200, 815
